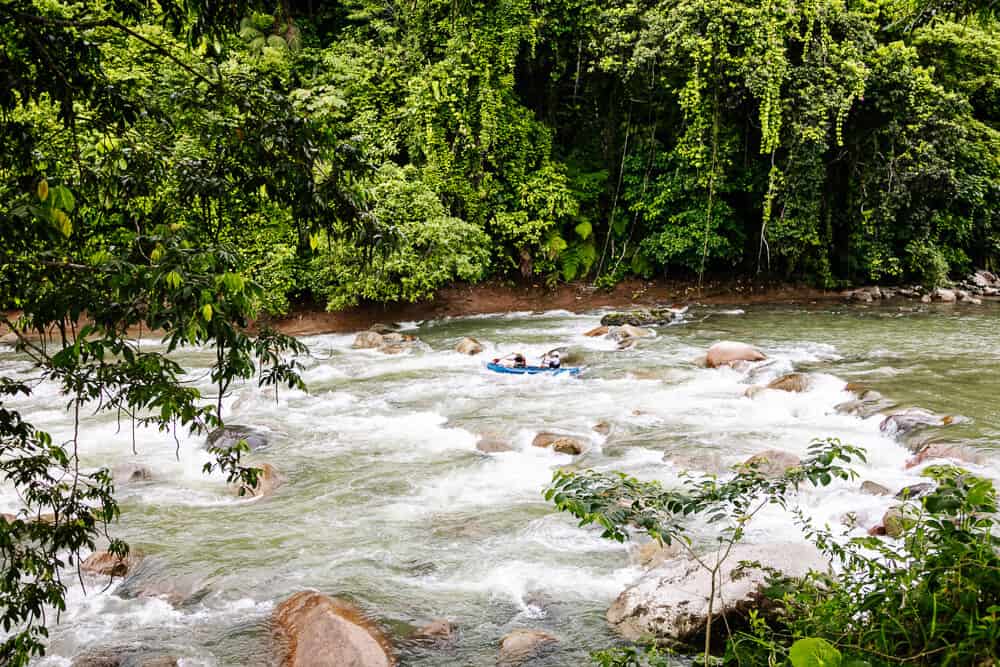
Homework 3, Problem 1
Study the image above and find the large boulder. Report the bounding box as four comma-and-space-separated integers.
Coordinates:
932, 287, 957, 303
273, 591, 394, 667
739, 450, 800, 478
81, 550, 142, 578
232, 462, 284, 498
705, 341, 766, 368
607, 542, 828, 644
766, 373, 810, 392
906, 443, 984, 468
880, 409, 954, 439
205, 424, 270, 452
600, 308, 679, 327
455, 337, 483, 355
532, 433, 585, 455
353, 331, 384, 349
498, 629, 558, 666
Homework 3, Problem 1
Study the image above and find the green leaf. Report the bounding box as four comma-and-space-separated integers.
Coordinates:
37, 179, 49, 202
51, 185, 75, 212
789, 638, 842, 667
202, 304, 213, 322
574, 221, 592, 240
52, 209, 72, 237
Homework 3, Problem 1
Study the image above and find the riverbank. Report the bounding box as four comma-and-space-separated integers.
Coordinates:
263, 278, 839, 337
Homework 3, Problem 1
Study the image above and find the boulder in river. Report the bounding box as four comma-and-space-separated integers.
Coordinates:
880, 409, 954, 440
906, 442, 984, 468
273, 591, 395, 667
895, 483, 934, 500
860, 481, 891, 496
608, 324, 653, 342
81, 550, 142, 578
607, 542, 828, 644
368, 323, 398, 335
476, 435, 514, 454
353, 331, 384, 349
498, 629, 558, 666
532, 433, 585, 455
592, 421, 611, 436
71, 649, 178, 667
739, 450, 800, 478
932, 287, 957, 303
600, 308, 679, 327
835, 388, 896, 418
455, 337, 483, 355
206, 424, 270, 452
766, 373, 810, 392
705, 341, 766, 368
232, 462, 284, 498
583, 325, 609, 337
409, 619, 456, 645
112, 463, 153, 484
378, 332, 418, 355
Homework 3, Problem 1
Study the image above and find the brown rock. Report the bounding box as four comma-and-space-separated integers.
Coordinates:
368, 323, 397, 335
455, 337, 483, 355
273, 591, 394, 667
632, 540, 684, 569
81, 550, 141, 578
476, 435, 513, 454
906, 443, 984, 468
860, 481, 891, 496
706, 341, 767, 368
353, 331, 384, 349
232, 463, 284, 498
739, 450, 801, 478
532, 433, 585, 455
592, 421, 611, 436
410, 619, 456, 645
583, 325, 609, 337
767, 373, 810, 392
498, 629, 558, 666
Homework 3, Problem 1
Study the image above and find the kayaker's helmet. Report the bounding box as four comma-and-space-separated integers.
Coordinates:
551, 351, 560, 359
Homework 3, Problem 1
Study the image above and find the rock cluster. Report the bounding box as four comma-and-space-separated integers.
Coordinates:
600, 307, 684, 327
843, 269, 1000, 305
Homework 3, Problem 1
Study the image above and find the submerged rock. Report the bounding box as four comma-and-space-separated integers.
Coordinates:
81, 550, 142, 578
498, 629, 558, 666
353, 331, 384, 349
71, 650, 178, 667
766, 373, 811, 392
455, 337, 483, 355
112, 463, 153, 484
705, 341, 766, 368
205, 424, 270, 452
835, 388, 896, 418
739, 450, 800, 478
410, 619, 456, 645
880, 409, 954, 439
860, 481, 891, 496
273, 591, 394, 667
476, 435, 513, 454
906, 443, 984, 468
231, 462, 284, 498
607, 542, 828, 644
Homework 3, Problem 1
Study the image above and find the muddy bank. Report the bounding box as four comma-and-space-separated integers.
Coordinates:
263, 279, 836, 337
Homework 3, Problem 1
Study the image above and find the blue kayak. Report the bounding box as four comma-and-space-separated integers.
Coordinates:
486, 362, 581, 376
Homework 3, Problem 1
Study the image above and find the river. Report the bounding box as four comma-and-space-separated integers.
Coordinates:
3, 301, 999, 666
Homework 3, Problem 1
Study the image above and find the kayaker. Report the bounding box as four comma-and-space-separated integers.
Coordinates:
542, 350, 561, 369
497, 353, 527, 368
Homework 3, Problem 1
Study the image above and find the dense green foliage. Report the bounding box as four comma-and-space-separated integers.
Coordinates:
548, 450, 1000, 666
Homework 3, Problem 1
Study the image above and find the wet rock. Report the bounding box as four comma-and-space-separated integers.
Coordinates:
608, 325, 653, 342
932, 287, 956, 303
971, 270, 999, 289
71, 651, 178, 667
353, 331, 384, 349
113, 463, 153, 484
895, 483, 934, 500
593, 421, 611, 436
368, 323, 398, 335
531, 434, 585, 455
607, 542, 828, 643
455, 337, 483, 355
583, 325, 609, 337
664, 450, 724, 474
739, 450, 800, 478
834, 388, 896, 418
766, 373, 810, 392
273, 591, 394, 667
705, 341, 766, 368
231, 462, 284, 498
206, 424, 270, 452
921, 294, 932, 303
882, 505, 919, 538
632, 540, 684, 569
498, 629, 558, 665
81, 550, 142, 578
410, 619, 456, 645
847, 286, 884, 302
860, 481, 891, 496
117, 563, 210, 607
880, 409, 954, 439
906, 443, 984, 468
476, 435, 513, 454
600, 309, 678, 327
378, 332, 417, 355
